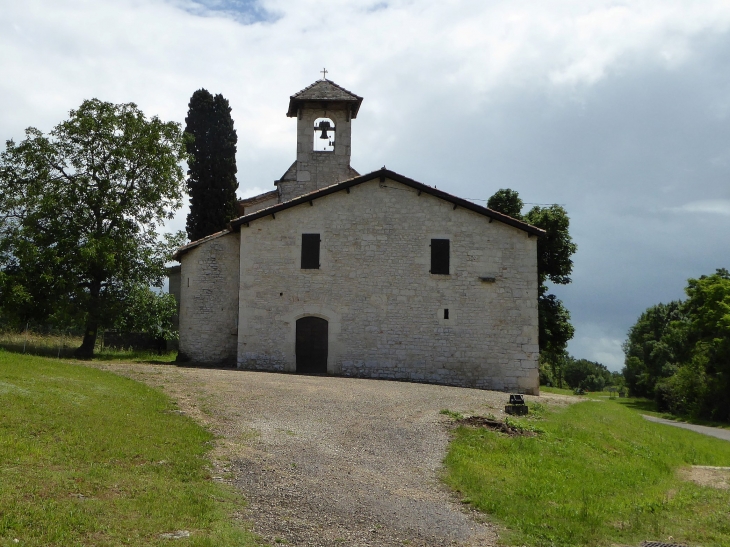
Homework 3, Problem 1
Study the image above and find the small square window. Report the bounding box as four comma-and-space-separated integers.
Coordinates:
301, 234, 320, 269
430, 239, 449, 275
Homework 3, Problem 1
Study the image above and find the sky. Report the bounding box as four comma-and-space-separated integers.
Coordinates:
2, 0, 729, 370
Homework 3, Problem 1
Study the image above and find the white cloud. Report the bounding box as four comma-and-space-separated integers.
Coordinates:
668, 199, 730, 216
568, 328, 625, 371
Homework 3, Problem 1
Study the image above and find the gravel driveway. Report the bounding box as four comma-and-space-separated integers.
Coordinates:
94, 363, 570, 546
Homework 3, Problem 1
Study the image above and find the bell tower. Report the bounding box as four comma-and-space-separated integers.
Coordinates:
275, 75, 363, 202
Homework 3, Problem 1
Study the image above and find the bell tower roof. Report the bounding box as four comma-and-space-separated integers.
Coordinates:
287, 79, 363, 118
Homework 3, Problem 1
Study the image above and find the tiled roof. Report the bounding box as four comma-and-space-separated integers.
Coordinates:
171, 228, 232, 261
287, 79, 363, 118
237, 190, 278, 207
236, 190, 279, 216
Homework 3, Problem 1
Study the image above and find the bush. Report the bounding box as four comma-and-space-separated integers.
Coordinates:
654, 356, 708, 417
579, 373, 606, 392
539, 361, 555, 386
622, 269, 730, 422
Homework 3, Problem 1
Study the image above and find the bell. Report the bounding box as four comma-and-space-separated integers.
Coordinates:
317, 120, 331, 139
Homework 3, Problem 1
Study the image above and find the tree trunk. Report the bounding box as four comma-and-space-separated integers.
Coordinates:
75, 280, 101, 359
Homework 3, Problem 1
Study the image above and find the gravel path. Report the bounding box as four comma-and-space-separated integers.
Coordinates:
642, 415, 730, 442
93, 363, 571, 546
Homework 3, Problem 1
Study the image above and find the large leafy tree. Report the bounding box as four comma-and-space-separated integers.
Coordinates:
562, 356, 612, 391
622, 269, 730, 420
184, 89, 239, 242
622, 300, 686, 397
487, 188, 523, 219
487, 189, 577, 357
0, 99, 187, 357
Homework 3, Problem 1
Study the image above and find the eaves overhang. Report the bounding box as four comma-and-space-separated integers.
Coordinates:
229, 168, 546, 237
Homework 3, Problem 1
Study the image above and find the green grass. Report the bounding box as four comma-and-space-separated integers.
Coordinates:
440, 409, 465, 420
0, 331, 177, 363
610, 396, 730, 431
0, 350, 258, 546
443, 399, 730, 547
543, 384, 730, 430
540, 386, 577, 397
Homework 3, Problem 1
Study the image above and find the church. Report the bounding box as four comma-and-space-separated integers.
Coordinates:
171, 77, 543, 394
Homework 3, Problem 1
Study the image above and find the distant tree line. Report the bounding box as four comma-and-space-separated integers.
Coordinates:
623, 269, 730, 422
540, 353, 623, 392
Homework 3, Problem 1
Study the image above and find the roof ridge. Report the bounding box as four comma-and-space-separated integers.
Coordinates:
174, 169, 545, 260
230, 168, 545, 236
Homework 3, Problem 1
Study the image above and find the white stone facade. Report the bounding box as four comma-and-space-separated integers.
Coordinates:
235, 177, 540, 393
173, 78, 541, 393
178, 232, 240, 365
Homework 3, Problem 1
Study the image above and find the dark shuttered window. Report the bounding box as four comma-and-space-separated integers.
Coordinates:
301, 233, 321, 269
430, 239, 450, 275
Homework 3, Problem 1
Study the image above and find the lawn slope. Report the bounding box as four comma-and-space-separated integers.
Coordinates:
0, 351, 257, 546
444, 400, 730, 547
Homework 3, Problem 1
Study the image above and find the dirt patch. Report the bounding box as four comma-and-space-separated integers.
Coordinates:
456, 416, 537, 436
679, 466, 730, 489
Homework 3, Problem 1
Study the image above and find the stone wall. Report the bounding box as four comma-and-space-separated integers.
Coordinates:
178, 232, 240, 365
237, 177, 539, 394
166, 265, 181, 351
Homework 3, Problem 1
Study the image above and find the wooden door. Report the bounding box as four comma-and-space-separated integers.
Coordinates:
296, 317, 328, 373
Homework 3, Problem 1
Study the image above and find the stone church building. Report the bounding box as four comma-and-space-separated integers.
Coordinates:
171, 78, 543, 394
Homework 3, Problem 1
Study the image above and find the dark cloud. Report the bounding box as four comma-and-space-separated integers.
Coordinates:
353, 30, 730, 368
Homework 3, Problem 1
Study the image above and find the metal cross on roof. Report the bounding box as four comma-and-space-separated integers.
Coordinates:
320, 67, 328, 79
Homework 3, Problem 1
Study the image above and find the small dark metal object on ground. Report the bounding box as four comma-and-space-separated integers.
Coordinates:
509, 394, 525, 405
641, 541, 688, 547
458, 416, 534, 436
505, 393, 528, 415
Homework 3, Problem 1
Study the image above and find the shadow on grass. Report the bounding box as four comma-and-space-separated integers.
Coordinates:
610, 396, 730, 429
92, 351, 177, 363
0, 343, 178, 365
613, 397, 657, 414
0, 343, 76, 359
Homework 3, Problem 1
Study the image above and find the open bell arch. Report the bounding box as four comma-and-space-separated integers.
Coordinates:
313, 117, 335, 152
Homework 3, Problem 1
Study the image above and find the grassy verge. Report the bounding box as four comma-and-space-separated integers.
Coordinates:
443, 399, 730, 547
0, 331, 177, 363
0, 351, 258, 546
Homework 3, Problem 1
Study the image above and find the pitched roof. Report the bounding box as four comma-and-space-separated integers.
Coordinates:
287, 79, 363, 118
172, 228, 232, 261
230, 168, 545, 237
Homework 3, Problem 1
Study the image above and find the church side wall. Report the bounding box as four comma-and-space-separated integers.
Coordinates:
237, 178, 539, 394
178, 232, 240, 365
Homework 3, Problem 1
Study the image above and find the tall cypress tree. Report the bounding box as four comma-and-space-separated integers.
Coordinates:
184, 89, 238, 242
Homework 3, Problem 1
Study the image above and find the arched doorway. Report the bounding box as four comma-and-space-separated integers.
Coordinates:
296, 316, 328, 373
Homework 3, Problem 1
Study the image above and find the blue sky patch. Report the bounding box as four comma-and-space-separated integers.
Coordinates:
182, 0, 277, 24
